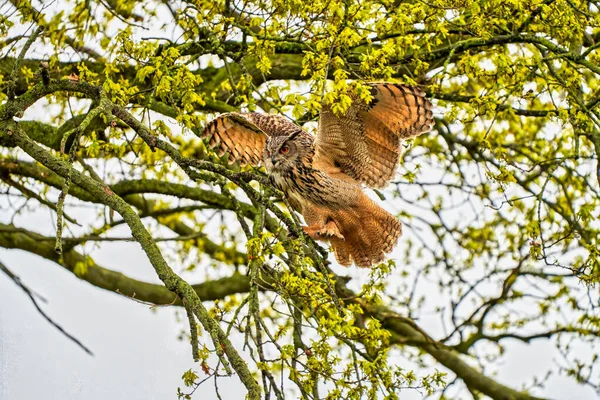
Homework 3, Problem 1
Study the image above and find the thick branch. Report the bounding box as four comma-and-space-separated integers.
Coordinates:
7, 122, 261, 398
0, 223, 253, 305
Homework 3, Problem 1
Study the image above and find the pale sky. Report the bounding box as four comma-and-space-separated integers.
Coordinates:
0, 205, 246, 400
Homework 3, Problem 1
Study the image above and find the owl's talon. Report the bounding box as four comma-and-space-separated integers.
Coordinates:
316, 229, 345, 241
303, 220, 345, 242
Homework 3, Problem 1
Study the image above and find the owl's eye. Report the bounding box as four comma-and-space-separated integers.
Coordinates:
279, 145, 290, 155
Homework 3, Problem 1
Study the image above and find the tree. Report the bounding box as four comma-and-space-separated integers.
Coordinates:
1, 0, 599, 398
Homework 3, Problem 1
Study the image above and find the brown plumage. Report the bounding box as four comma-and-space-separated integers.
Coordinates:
201, 83, 434, 268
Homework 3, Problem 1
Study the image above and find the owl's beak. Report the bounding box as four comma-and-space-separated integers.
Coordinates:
271, 156, 278, 166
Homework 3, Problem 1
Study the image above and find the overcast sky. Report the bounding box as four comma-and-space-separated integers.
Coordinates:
1, 195, 598, 400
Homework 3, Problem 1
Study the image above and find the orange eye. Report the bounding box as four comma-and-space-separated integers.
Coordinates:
279, 145, 290, 154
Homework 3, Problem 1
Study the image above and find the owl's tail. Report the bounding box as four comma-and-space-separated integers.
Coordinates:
329, 197, 402, 268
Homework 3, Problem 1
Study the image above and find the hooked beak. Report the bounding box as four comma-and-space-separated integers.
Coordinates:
271, 156, 278, 166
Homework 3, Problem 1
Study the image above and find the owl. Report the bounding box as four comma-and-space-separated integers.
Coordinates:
201, 83, 433, 267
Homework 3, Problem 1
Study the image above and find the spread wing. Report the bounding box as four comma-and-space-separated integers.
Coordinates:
314, 83, 434, 188
201, 112, 302, 165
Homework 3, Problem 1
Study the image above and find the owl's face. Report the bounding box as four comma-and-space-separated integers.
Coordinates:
264, 133, 302, 174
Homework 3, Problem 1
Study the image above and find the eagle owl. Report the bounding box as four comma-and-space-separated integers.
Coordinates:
201, 83, 433, 267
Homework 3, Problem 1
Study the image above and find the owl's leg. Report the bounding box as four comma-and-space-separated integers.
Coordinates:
302, 205, 326, 239
302, 225, 322, 239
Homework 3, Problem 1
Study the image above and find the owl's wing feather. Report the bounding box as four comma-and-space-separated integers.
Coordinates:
201, 112, 302, 165
314, 83, 434, 188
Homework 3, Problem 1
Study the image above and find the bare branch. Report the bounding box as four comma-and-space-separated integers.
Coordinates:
0, 259, 93, 355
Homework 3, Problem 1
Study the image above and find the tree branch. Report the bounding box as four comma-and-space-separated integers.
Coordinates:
0, 158, 249, 264
7, 122, 262, 399
0, 223, 257, 304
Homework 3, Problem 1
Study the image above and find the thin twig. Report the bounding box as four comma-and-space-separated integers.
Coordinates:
0, 260, 93, 355
1, 176, 80, 225
55, 97, 112, 254
6, 26, 43, 99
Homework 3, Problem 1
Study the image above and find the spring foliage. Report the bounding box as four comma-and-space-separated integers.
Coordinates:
1, 0, 600, 399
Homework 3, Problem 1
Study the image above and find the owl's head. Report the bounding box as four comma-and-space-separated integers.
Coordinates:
264, 131, 307, 173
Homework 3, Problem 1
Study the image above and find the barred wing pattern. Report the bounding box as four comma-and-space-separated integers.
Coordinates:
201, 112, 302, 165
314, 83, 434, 188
